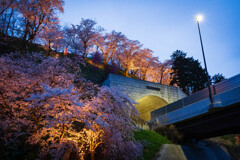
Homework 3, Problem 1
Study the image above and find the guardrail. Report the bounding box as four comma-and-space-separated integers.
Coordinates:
151, 73, 240, 119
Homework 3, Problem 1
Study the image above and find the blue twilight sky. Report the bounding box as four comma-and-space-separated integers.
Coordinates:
59, 0, 240, 78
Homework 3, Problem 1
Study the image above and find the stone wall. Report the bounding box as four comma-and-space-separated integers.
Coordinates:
102, 74, 186, 103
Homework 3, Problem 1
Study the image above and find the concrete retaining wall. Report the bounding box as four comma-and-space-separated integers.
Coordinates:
103, 74, 186, 103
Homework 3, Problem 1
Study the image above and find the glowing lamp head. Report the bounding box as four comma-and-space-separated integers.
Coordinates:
196, 15, 203, 22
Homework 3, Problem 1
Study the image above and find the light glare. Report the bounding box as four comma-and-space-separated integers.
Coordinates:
196, 15, 203, 22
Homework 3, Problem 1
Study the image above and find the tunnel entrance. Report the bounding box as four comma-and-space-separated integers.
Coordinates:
136, 95, 168, 121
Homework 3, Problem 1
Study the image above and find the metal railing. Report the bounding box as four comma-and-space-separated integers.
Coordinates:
151, 74, 240, 119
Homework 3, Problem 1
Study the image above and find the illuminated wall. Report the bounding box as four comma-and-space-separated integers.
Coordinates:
136, 95, 168, 121
103, 74, 186, 121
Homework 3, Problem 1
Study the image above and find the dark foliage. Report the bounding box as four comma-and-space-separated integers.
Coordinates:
92, 52, 102, 66
211, 73, 226, 84
155, 124, 184, 143
170, 50, 208, 95
0, 33, 46, 54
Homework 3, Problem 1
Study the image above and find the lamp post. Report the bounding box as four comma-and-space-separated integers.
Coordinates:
196, 15, 213, 107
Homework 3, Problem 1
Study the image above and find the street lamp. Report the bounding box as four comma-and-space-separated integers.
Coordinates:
196, 14, 213, 107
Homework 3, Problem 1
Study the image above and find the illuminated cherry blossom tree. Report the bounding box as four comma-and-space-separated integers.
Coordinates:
38, 24, 64, 54
118, 39, 142, 77
94, 30, 126, 67
0, 52, 143, 160
148, 59, 172, 84
17, 0, 64, 44
76, 19, 103, 57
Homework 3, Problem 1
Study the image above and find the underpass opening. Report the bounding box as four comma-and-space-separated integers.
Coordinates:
136, 95, 168, 121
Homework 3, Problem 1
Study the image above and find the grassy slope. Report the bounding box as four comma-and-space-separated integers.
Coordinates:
134, 129, 171, 160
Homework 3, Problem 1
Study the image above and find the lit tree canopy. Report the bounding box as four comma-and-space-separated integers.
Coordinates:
17, 0, 64, 43
0, 52, 142, 160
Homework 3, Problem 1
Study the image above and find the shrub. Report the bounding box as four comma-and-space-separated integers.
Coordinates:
134, 129, 171, 160
155, 124, 184, 143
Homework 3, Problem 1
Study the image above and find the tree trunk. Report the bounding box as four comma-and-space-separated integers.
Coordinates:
22, 21, 30, 53
64, 47, 68, 56
59, 124, 66, 142
80, 155, 84, 160
142, 72, 147, 80
125, 68, 129, 77
103, 56, 107, 66
90, 151, 94, 160
48, 40, 51, 55
83, 42, 87, 57
160, 72, 163, 84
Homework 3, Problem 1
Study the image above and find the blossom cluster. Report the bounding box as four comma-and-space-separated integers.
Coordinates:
0, 52, 142, 160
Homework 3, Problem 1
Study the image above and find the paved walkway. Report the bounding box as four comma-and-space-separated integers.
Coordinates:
155, 144, 187, 160
155, 141, 231, 160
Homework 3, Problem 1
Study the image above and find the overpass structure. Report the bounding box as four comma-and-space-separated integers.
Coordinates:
103, 74, 186, 121
150, 74, 240, 139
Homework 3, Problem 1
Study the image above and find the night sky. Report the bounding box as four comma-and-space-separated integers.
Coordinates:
59, 0, 240, 78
